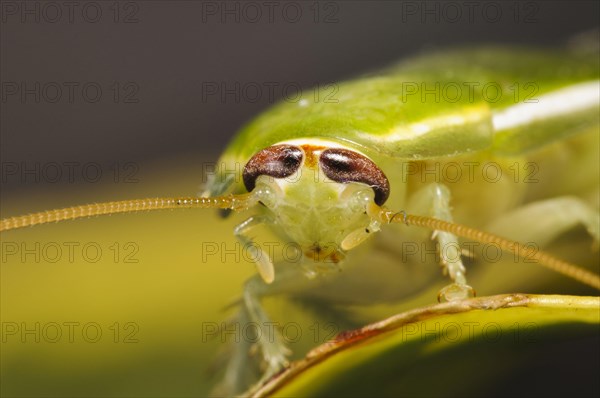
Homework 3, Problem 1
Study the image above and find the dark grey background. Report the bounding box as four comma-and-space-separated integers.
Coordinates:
1, 0, 598, 194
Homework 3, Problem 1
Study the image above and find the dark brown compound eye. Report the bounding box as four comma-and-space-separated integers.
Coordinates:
243, 145, 304, 192
319, 148, 390, 205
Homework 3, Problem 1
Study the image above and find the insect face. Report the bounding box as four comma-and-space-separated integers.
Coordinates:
242, 140, 390, 265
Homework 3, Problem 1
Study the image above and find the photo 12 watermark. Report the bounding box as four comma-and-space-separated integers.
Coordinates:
399, 81, 539, 104
1, 1, 141, 24
1, 161, 140, 184
397, 1, 540, 24
1, 81, 140, 104
1, 241, 140, 264
394, 320, 539, 344
200, 1, 341, 24
401, 161, 540, 184
202, 321, 340, 344
1, 321, 140, 343
200, 81, 338, 104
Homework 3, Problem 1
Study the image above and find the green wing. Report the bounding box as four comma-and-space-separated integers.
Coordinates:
209, 46, 599, 195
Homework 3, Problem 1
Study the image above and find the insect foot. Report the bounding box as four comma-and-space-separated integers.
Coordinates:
257, 338, 291, 385
437, 283, 476, 302
230, 275, 293, 395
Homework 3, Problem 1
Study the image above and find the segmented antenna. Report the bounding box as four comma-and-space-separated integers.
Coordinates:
384, 211, 600, 290
0, 194, 253, 232
3, 196, 599, 290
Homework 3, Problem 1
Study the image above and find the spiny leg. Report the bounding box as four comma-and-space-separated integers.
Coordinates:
405, 183, 474, 301
212, 215, 289, 392
217, 263, 316, 395
211, 305, 261, 397
242, 276, 291, 379
234, 215, 276, 283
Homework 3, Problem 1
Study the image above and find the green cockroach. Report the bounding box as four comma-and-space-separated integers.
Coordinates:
2, 42, 599, 394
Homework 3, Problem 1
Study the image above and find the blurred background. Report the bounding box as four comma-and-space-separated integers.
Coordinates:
1, 1, 599, 397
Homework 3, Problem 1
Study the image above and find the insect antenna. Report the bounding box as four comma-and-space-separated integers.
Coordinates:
3, 195, 598, 290
377, 208, 600, 290
0, 194, 254, 232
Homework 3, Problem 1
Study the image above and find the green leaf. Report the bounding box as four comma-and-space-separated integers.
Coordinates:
250, 294, 600, 398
